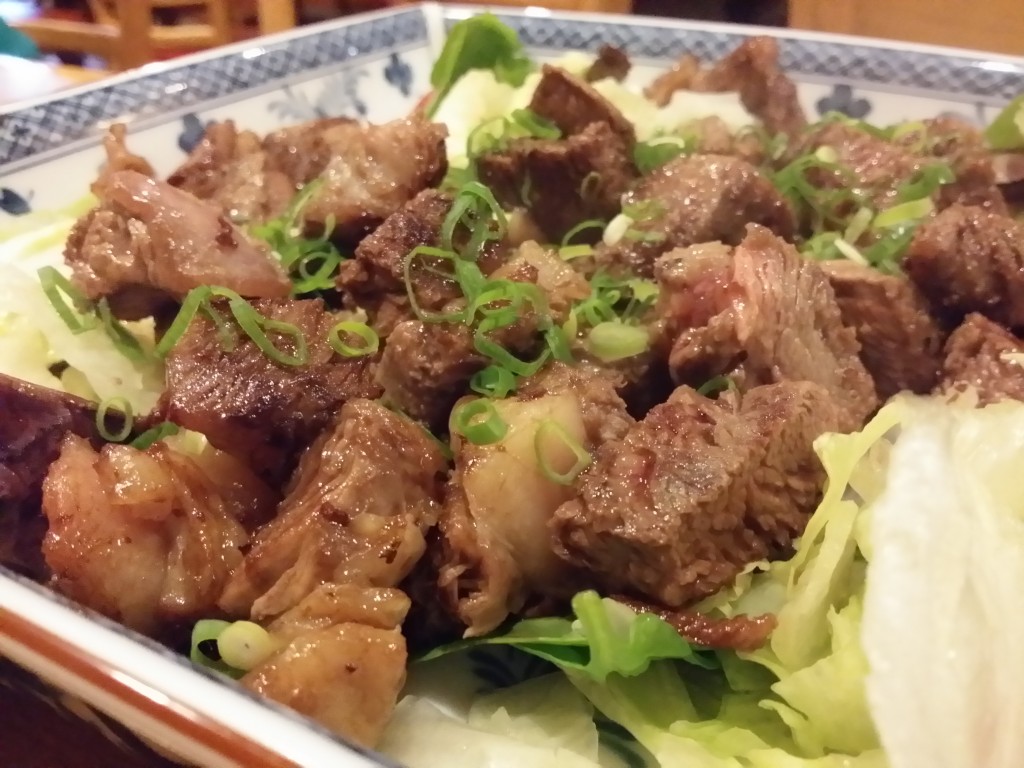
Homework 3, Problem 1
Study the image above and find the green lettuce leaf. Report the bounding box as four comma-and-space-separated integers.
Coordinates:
420, 590, 713, 681
985, 94, 1024, 150
427, 13, 533, 117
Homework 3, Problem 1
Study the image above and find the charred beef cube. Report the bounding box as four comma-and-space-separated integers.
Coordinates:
0, 374, 126, 577
599, 154, 796, 278
822, 260, 947, 400
937, 313, 1024, 404
297, 117, 448, 243
584, 44, 631, 83
163, 298, 381, 479
645, 37, 806, 138
899, 116, 1007, 214
905, 204, 1024, 330
167, 120, 296, 225
219, 399, 447, 620
477, 122, 638, 242
553, 381, 843, 607
65, 170, 291, 320
657, 227, 877, 431
529, 64, 636, 148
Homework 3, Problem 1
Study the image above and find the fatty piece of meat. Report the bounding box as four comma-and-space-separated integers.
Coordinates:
243, 583, 409, 749
904, 116, 1008, 214
584, 44, 631, 83
657, 227, 877, 431
905, 204, 1024, 330
0, 375, 127, 577
687, 115, 767, 166
41, 435, 275, 636
616, 597, 777, 652
435, 364, 633, 635
167, 120, 295, 225
261, 117, 354, 186
64, 170, 291, 320
92, 124, 156, 196
599, 154, 796, 278
645, 38, 806, 138
822, 260, 946, 400
218, 399, 447, 620
299, 117, 448, 243
477, 121, 638, 242
529, 64, 636, 148
553, 381, 842, 607
163, 298, 381, 480
937, 313, 1024, 404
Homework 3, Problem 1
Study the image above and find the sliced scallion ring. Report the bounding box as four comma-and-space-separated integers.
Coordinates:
216, 620, 278, 672
872, 197, 935, 230
130, 421, 180, 450
452, 398, 508, 445
586, 321, 649, 363
470, 364, 517, 399
561, 218, 607, 248
534, 420, 591, 485
95, 396, 133, 443
38, 266, 98, 334
328, 321, 380, 358
559, 244, 594, 261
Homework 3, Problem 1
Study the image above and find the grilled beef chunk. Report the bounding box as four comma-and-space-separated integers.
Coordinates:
436, 364, 633, 635
554, 381, 842, 607
645, 37, 806, 138
261, 117, 354, 185
616, 597, 777, 652
376, 243, 589, 429
657, 227, 877, 431
905, 204, 1024, 330
163, 298, 381, 479
529, 64, 636, 148
687, 115, 767, 165
65, 170, 291, 320
899, 117, 1007, 214
937, 313, 1024, 404
584, 44, 632, 83
477, 121, 638, 242
167, 120, 295, 225
219, 399, 447, 620
597, 154, 795, 278
822, 260, 946, 400
243, 583, 410, 749
296, 117, 448, 243
42, 435, 275, 636
0, 375, 128, 577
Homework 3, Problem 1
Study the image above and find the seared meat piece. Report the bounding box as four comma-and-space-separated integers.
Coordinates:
219, 399, 447, 620
937, 313, 1024, 404
687, 115, 766, 166
93, 124, 155, 195
529, 64, 636, 148
616, 597, 777, 652
65, 170, 291, 320
477, 121, 638, 242
243, 583, 409, 749
657, 227, 877, 431
337, 190, 458, 320
822, 260, 946, 400
584, 44, 631, 83
554, 381, 843, 607
646, 38, 806, 138
167, 120, 295, 225
261, 117, 354, 185
163, 298, 381, 479
905, 204, 1024, 330
0, 375, 126, 577
599, 154, 796, 278
299, 117, 448, 243
377, 243, 587, 429
896, 116, 1007, 214
436, 364, 633, 635
42, 435, 274, 636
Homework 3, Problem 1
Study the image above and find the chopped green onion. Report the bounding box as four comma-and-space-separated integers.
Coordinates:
586, 321, 649, 362
403, 246, 466, 324
579, 172, 602, 202
328, 321, 380, 358
130, 422, 180, 450
543, 323, 574, 363
814, 145, 839, 164
216, 621, 277, 672
95, 298, 147, 363
155, 287, 212, 357
510, 108, 561, 140
441, 180, 508, 259
190, 619, 243, 679
697, 375, 736, 397
559, 244, 594, 260
843, 207, 874, 244
534, 420, 591, 485
452, 398, 508, 445
894, 163, 954, 204
38, 267, 97, 333
470, 364, 517, 399
475, 331, 550, 377
985, 94, 1024, 151
561, 219, 607, 248
833, 238, 869, 265
872, 197, 935, 230
633, 136, 689, 174
95, 396, 133, 443
621, 200, 665, 223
